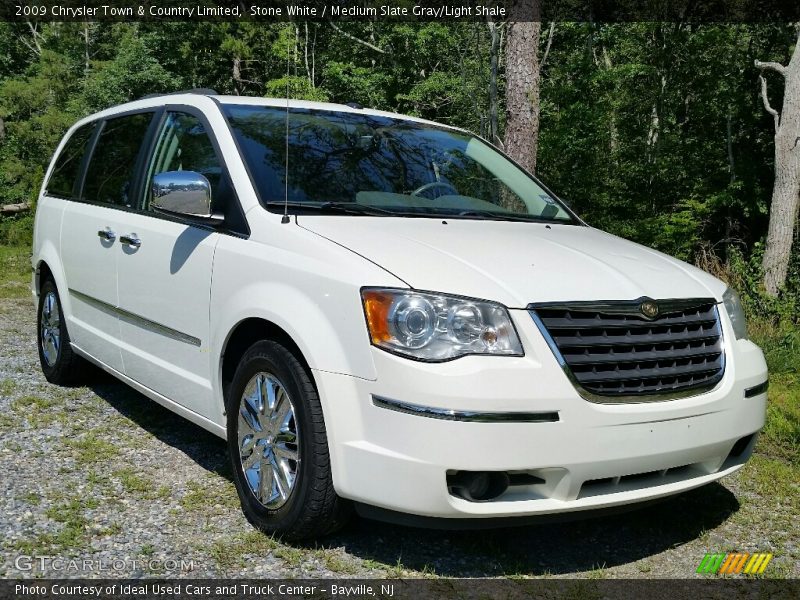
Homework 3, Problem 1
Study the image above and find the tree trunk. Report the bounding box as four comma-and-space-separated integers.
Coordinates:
232, 57, 243, 95
303, 22, 312, 86
487, 21, 500, 146
757, 33, 800, 296
602, 46, 619, 154
725, 108, 736, 249
82, 22, 91, 74
504, 1, 541, 174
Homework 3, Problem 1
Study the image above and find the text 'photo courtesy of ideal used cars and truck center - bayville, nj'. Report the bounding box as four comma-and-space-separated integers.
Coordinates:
1, 0, 798, 596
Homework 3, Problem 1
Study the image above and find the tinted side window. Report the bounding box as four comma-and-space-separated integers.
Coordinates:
83, 112, 153, 207
144, 112, 222, 210
46, 123, 96, 199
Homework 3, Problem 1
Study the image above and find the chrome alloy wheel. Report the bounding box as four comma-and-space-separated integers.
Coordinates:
238, 372, 300, 509
40, 291, 61, 367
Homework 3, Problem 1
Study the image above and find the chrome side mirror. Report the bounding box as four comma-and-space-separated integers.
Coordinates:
151, 171, 223, 224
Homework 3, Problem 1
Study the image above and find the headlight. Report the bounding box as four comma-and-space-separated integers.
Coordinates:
723, 287, 748, 340
361, 288, 523, 361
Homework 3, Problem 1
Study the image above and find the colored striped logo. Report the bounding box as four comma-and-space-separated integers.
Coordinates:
696, 552, 773, 575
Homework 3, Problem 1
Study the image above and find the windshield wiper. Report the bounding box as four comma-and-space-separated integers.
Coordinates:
265, 201, 398, 217
448, 210, 545, 223
265, 202, 558, 222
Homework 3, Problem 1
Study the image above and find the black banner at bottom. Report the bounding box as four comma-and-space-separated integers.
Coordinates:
1, 579, 798, 600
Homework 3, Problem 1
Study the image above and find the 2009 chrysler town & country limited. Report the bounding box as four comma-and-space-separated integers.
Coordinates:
32, 91, 768, 539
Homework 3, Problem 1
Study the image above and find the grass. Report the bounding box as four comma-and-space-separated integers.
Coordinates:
584, 563, 609, 579
86, 469, 111, 489
11, 394, 58, 411
113, 467, 159, 497
746, 318, 800, 508
0, 378, 16, 396
749, 320, 800, 376
272, 544, 305, 567
761, 374, 800, 464
180, 480, 209, 510
19, 491, 41, 506
320, 552, 359, 575
0, 245, 31, 299
205, 531, 280, 570
65, 432, 120, 464
10, 394, 60, 427
33, 496, 100, 552
728, 316, 800, 574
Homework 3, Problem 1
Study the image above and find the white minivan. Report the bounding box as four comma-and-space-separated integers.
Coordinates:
32, 91, 768, 539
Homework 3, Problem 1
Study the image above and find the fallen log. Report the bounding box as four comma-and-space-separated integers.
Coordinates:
0, 202, 31, 214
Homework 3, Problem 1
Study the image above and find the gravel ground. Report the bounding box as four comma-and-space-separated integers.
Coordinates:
0, 294, 797, 580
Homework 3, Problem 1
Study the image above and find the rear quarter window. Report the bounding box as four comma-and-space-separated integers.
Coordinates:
45, 123, 96, 199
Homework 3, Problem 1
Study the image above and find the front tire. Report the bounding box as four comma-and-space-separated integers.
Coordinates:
226, 340, 350, 540
37, 279, 88, 385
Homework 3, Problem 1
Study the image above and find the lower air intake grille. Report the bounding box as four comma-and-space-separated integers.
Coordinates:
530, 297, 725, 402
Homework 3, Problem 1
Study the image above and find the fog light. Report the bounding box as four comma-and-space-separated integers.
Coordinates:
447, 471, 510, 502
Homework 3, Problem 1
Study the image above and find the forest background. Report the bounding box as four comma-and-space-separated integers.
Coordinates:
0, 19, 798, 372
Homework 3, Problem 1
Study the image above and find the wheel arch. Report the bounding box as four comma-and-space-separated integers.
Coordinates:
35, 260, 54, 294
220, 317, 314, 410
33, 247, 69, 316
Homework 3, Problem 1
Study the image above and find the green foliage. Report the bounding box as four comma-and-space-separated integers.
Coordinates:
0, 21, 795, 324
726, 244, 800, 323
0, 244, 31, 299
711, 243, 800, 375
761, 374, 800, 464
81, 29, 179, 112
538, 23, 787, 257
323, 62, 392, 107
0, 214, 34, 246
265, 75, 329, 102
0, 48, 82, 207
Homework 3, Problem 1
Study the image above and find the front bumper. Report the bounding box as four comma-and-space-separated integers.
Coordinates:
314, 308, 768, 519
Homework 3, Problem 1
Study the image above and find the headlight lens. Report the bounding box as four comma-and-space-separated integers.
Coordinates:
723, 287, 748, 340
361, 288, 523, 361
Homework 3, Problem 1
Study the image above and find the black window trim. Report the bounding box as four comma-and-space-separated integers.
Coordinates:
137, 103, 250, 238
46, 104, 250, 239
42, 120, 99, 201
208, 97, 263, 220
74, 106, 161, 208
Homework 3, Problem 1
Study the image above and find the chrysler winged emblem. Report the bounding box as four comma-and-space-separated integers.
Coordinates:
640, 299, 659, 319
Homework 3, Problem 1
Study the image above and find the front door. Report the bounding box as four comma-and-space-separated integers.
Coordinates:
116, 110, 224, 416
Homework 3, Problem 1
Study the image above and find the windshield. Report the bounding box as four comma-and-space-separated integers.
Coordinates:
223, 105, 577, 223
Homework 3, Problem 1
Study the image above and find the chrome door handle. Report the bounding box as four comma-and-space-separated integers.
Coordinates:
120, 234, 141, 248
97, 229, 116, 241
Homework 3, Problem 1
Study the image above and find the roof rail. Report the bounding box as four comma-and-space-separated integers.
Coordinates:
138, 88, 219, 100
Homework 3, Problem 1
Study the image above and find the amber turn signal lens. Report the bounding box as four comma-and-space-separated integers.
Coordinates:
362, 290, 393, 343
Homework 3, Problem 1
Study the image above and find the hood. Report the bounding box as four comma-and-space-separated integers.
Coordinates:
298, 216, 726, 308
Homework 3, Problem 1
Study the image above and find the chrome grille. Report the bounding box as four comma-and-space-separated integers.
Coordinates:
530, 298, 725, 402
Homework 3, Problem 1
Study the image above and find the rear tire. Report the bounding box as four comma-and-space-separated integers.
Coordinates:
37, 279, 88, 385
226, 340, 351, 540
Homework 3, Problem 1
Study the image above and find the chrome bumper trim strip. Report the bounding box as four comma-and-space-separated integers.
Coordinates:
371, 395, 559, 423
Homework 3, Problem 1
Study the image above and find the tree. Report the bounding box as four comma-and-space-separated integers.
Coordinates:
81, 28, 178, 111
756, 28, 800, 296
504, 0, 541, 173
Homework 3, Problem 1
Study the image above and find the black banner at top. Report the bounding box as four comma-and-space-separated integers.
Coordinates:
4, 0, 800, 22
